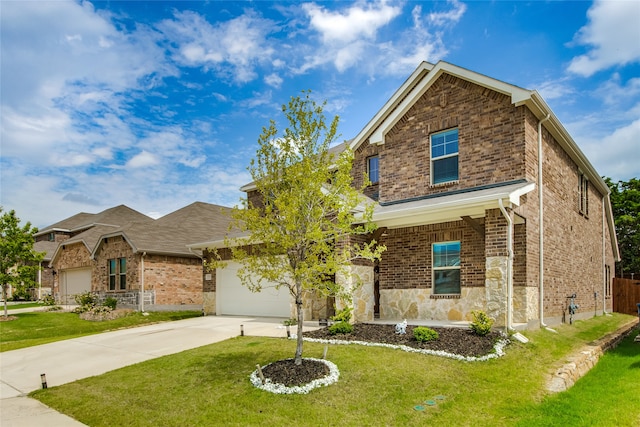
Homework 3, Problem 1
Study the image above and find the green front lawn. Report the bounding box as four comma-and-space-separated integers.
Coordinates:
31, 314, 639, 426
0, 310, 202, 352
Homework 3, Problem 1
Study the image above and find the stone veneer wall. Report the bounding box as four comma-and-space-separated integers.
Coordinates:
379, 287, 486, 321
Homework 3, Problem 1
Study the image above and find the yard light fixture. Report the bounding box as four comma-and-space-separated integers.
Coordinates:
240, 324, 244, 336
40, 373, 47, 389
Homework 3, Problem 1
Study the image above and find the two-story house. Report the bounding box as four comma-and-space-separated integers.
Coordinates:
197, 61, 619, 329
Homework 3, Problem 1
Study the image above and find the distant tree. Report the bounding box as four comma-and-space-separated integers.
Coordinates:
605, 178, 640, 276
215, 92, 385, 365
0, 208, 44, 317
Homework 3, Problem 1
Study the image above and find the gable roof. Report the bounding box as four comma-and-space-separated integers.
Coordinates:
349, 60, 619, 260
36, 205, 152, 236
91, 202, 234, 258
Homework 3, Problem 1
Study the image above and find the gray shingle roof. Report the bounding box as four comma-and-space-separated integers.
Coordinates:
37, 205, 152, 235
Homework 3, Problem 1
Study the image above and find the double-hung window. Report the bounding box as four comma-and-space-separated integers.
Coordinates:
431, 129, 459, 184
432, 241, 461, 294
367, 155, 379, 184
579, 173, 589, 217
108, 257, 127, 290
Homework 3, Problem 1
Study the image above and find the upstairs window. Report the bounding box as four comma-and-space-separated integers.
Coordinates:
579, 173, 589, 217
432, 241, 461, 295
431, 129, 459, 184
108, 257, 127, 290
367, 155, 379, 184
48, 232, 55, 242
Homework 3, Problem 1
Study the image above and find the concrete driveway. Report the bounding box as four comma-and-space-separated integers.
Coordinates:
1, 315, 316, 426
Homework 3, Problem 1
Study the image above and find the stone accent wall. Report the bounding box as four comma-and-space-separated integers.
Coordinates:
379, 287, 485, 321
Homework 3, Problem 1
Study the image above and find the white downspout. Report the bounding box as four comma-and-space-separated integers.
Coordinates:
140, 252, 146, 313
538, 114, 551, 327
602, 197, 608, 315
498, 198, 513, 332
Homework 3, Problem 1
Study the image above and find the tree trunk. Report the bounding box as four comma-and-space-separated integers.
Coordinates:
295, 295, 304, 365
2, 285, 8, 318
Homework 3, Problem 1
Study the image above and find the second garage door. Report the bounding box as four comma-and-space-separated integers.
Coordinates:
216, 261, 291, 317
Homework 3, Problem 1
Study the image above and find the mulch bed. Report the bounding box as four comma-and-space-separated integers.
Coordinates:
303, 323, 502, 358
260, 323, 503, 388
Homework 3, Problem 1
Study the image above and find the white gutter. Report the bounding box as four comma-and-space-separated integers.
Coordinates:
140, 252, 146, 313
538, 114, 551, 327
498, 198, 513, 332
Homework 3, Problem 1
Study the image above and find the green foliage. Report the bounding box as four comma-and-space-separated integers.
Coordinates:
330, 306, 352, 323
0, 208, 44, 316
10, 286, 32, 301
73, 291, 97, 313
328, 321, 353, 335
40, 294, 56, 306
283, 318, 297, 326
413, 326, 439, 342
605, 177, 640, 275
103, 297, 118, 310
470, 310, 494, 336
219, 91, 386, 364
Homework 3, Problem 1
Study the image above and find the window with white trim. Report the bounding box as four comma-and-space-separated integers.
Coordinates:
431, 129, 459, 185
432, 241, 461, 294
367, 155, 379, 184
108, 257, 127, 290
579, 173, 589, 217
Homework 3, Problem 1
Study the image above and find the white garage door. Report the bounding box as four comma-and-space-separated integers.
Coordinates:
217, 262, 291, 317
60, 268, 92, 304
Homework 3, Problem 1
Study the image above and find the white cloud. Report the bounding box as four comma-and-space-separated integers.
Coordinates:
427, 0, 467, 26
265, 73, 284, 88
158, 10, 275, 83
127, 151, 159, 168
568, 0, 640, 76
303, 1, 401, 44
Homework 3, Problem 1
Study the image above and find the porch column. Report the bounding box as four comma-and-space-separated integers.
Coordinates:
485, 208, 509, 327
335, 264, 375, 322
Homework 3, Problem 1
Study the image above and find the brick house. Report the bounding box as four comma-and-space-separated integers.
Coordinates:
197, 61, 619, 329
89, 202, 232, 311
45, 202, 231, 310
38, 205, 153, 303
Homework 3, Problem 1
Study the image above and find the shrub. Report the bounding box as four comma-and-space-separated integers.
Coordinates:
40, 294, 56, 306
470, 310, 494, 336
74, 291, 97, 311
328, 321, 353, 335
413, 326, 439, 342
283, 318, 297, 326
103, 297, 117, 310
331, 306, 353, 323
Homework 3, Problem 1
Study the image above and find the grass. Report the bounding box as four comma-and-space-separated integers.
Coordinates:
30, 313, 639, 427
4, 302, 45, 310
0, 310, 202, 352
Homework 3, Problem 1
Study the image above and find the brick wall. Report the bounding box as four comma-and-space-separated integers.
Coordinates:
378, 220, 484, 291
353, 74, 527, 204
144, 254, 203, 305
93, 236, 138, 292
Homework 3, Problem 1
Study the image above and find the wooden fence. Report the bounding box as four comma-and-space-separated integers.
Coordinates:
613, 277, 640, 316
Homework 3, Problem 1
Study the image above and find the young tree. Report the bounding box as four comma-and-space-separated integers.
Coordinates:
220, 92, 385, 365
606, 177, 640, 276
0, 208, 44, 317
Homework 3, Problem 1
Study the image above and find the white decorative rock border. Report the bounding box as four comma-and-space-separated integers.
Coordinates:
250, 357, 340, 394
302, 336, 510, 362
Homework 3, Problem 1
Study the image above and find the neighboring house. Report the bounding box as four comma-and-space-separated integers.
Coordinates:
195, 61, 619, 329
37, 205, 153, 303
89, 202, 232, 311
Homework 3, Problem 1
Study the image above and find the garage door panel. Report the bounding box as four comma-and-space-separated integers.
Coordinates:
217, 262, 291, 317
61, 268, 91, 304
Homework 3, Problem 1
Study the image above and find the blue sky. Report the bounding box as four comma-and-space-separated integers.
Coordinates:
1, 0, 639, 228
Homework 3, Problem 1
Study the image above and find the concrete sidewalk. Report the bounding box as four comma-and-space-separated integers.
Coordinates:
1, 315, 316, 426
